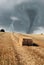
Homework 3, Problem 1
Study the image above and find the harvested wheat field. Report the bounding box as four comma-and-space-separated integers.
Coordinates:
0, 32, 44, 65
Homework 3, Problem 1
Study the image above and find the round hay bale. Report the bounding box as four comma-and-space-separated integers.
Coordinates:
0, 29, 5, 32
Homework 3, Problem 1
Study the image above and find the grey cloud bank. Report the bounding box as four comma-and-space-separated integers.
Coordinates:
0, 0, 44, 34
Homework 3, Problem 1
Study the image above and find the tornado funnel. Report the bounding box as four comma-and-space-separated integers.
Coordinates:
26, 9, 37, 34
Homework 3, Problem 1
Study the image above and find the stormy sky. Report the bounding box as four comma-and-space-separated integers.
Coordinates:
0, 0, 44, 34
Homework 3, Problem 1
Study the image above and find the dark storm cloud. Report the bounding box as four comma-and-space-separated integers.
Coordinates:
12, 1, 44, 33
0, 0, 30, 32
0, 0, 44, 33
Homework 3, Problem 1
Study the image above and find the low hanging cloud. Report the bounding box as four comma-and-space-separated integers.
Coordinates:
33, 27, 44, 34
10, 16, 19, 21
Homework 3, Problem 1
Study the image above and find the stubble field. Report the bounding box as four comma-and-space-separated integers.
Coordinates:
0, 32, 44, 65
